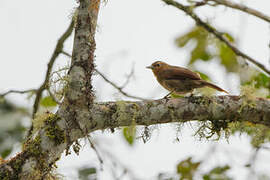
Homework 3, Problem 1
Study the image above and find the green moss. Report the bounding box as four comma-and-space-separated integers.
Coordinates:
44, 114, 66, 145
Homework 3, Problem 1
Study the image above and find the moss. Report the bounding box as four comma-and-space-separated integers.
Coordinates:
44, 114, 66, 145
0, 136, 44, 180
188, 96, 212, 106
32, 113, 52, 135
26, 136, 42, 156
1, 114, 65, 179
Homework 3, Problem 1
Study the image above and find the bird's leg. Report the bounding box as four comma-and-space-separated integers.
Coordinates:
163, 91, 173, 99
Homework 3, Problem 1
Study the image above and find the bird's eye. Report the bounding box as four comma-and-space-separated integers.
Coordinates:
155, 63, 160, 67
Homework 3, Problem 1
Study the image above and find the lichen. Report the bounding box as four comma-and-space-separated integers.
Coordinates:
32, 112, 52, 135
44, 114, 66, 145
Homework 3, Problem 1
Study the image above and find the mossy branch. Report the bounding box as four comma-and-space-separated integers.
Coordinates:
1, 95, 270, 178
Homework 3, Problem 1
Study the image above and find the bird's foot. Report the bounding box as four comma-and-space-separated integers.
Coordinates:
160, 92, 173, 102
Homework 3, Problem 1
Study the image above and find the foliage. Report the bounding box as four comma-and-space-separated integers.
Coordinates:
0, 99, 27, 158
230, 122, 270, 148
203, 165, 231, 180
175, 26, 238, 72
122, 126, 136, 145
177, 157, 201, 180
157, 157, 232, 180
40, 96, 58, 107
78, 167, 97, 180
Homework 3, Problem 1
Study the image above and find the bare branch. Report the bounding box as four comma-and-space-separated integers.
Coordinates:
0, 89, 36, 98
95, 69, 149, 101
163, 0, 270, 76
120, 62, 135, 89
209, 0, 270, 23
61, 50, 72, 58
32, 19, 74, 118
60, 51, 145, 101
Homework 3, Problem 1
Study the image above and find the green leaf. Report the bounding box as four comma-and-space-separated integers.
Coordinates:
252, 73, 269, 88
40, 96, 57, 107
194, 71, 211, 81
223, 33, 234, 42
123, 126, 136, 145
218, 43, 238, 72
175, 26, 239, 73
203, 165, 231, 180
177, 157, 201, 180
78, 167, 97, 180
0, 99, 26, 159
176, 27, 212, 64
1, 148, 12, 158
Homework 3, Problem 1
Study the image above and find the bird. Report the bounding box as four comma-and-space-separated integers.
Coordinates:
146, 61, 228, 97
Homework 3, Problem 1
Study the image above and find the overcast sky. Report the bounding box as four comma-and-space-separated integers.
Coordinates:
1, 0, 270, 179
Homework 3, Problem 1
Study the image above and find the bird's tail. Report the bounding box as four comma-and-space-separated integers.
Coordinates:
202, 81, 229, 94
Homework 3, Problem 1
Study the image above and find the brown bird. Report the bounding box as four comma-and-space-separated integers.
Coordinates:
146, 61, 228, 97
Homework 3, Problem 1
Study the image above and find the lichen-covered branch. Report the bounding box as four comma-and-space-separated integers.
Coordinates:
1, 94, 270, 178
209, 0, 270, 23
0, 0, 101, 178
88, 96, 270, 131
162, 0, 270, 76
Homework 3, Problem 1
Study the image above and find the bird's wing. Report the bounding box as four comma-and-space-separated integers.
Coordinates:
161, 66, 201, 80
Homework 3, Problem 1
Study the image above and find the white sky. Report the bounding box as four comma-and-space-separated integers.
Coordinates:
1, 0, 270, 179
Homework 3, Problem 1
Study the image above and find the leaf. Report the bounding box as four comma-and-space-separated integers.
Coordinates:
223, 33, 234, 42
249, 73, 269, 89
0, 99, 26, 159
123, 126, 136, 145
177, 157, 201, 180
40, 96, 57, 107
78, 167, 97, 180
194, 71, 211, 81
203, 165, 231, 180
175, 26, 239, 72
175, 27, 212, 64
218, 43, 238, 72
0, 148, 12, 158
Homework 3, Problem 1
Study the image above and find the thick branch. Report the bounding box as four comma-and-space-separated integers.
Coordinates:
1, 95, 270, 178
0, 0, 101, 179
163, 0, 270, 76
88, 96, 270, 131
210, 0, 270, 23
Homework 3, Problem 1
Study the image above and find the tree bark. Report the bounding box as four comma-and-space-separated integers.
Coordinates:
0, 0, 100, 179
1, 0, 270, 179
1, 94, 270, 179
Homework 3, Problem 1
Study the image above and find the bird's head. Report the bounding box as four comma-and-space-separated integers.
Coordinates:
146, 61, 169, 74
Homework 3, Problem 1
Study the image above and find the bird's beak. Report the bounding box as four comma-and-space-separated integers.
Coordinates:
146, 65, 153, 69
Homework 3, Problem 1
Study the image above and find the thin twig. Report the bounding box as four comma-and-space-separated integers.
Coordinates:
61, 51, 148, 100
26, 20, 74, 137
120, 62, 135, 89
209, 0, 270, 23
95, 69, 148, 101
47, 88, 61, 104
163, 0, 270, 76
0, 89, 36, 97
61, 50, 72, 58
32, 20, 74, 118
86, 135, 104, 169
